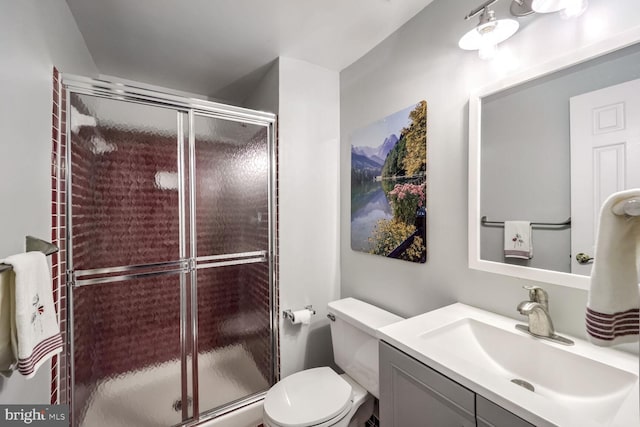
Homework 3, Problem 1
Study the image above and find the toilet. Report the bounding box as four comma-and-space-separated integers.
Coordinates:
263, 298, 403, 427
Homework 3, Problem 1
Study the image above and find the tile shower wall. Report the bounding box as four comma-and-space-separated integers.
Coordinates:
50, 67, 69, 405
70, 127, 181, 270
73, 275, 182, 383
246, 263, 273, 381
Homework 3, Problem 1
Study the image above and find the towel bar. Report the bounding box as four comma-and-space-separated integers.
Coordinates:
481, 216, 571, 227
0, 236, 59, 274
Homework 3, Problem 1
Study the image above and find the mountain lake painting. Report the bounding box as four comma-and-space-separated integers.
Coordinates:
350, 100, 427, 263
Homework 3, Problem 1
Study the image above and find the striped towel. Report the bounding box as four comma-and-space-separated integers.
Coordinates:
586, 189, 640, 346
0, 252, 62, 378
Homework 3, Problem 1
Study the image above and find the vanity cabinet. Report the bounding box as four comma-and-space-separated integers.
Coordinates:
379, 341, 535, 427
379, 340, 475, 426
476, 396, 535, 427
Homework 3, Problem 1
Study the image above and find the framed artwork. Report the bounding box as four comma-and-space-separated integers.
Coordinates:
350, 101, 427, 263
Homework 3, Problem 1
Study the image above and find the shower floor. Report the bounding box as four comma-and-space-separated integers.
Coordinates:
77, 344, 269, 427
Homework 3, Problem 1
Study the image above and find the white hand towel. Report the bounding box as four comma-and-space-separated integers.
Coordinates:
0, 270, 17, 376
0, 252, 62, 378
504, 221, 533, 259
586, 189, 640, 346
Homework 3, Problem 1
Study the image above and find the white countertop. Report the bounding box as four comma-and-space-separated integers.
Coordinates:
377, 303, 639, 427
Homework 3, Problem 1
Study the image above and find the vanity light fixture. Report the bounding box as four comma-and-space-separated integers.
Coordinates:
531, 0, 588, 18
459, 0, 520, 60
510, 0, 535, 17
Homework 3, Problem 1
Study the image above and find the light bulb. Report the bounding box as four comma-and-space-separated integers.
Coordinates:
561, 0, 588, 18
492, 47, 520, 73
531, 0, 565, 13
478, 37, 498, 60
532, 0, 588, 17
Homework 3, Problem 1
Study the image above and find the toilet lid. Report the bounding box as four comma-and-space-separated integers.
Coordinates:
264, 367, 352, 427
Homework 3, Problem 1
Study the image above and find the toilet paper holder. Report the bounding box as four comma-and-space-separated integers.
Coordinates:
283, 305, 316, 322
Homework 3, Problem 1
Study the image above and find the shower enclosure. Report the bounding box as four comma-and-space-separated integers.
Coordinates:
59, 75, 277, 426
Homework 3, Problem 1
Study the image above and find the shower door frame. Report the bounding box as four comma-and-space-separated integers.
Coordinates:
60, 74, 278, 426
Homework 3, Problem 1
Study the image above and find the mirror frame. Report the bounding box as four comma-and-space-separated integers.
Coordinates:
468, 26, 640, 290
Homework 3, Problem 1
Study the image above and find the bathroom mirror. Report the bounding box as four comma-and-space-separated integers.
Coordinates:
468, 28, 640, 290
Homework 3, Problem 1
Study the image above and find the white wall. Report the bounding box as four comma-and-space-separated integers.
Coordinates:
243, 60, 280, 114
0, 0, 97, 403
340, 0, 640, 346
278, 57, 341, 377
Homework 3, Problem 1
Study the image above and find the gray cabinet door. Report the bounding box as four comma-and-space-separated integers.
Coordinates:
379, 341, 476, 427
476, 396, 536, 427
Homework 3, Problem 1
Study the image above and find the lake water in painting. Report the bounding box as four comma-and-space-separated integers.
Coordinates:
351, 181, 392, 251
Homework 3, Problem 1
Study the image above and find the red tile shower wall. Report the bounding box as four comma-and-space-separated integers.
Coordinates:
197, 267, 242, 352
194, 131, 269, 256
194, 139, 243, 360
73, 275, 182, 384
195, 138, 245, 256
245, 262, 272, 382
239, 130, 273, 383
195, 128, 273, 381
240, 129, 272, 383
50, 68, 70, 405
70, 120, 183, 383
50, 68, 60, 405
71, 128, 180, 270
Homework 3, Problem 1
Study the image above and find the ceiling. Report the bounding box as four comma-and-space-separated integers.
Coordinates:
66, 0, 435, 103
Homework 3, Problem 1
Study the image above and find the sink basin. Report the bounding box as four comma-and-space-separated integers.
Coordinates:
377, 303, 639, 427
420, 318, 636, 424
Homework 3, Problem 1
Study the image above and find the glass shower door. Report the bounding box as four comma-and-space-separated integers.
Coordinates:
72, 274, 187, 426
68, 94, 193, 426
192, 114, 273, 416
64, 82, 276, 427
68, 94, 185, 270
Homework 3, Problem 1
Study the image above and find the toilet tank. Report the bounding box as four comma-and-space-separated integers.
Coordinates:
327, 298, 403, 399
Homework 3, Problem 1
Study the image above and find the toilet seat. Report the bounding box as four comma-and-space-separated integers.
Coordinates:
263, 367, 353, 427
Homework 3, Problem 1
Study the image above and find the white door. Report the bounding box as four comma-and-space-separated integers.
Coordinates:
570, 78, 640, 275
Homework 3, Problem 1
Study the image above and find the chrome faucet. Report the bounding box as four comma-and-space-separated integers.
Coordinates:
516, 286, 574, 345
517, 286, 553, 336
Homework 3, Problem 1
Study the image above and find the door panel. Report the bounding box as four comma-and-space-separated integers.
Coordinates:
72, 274, 185, 426
193, 115, 269, 258
70, 94, 181, 270
195, 264, 272, 416
191, 114, 272, 417
570, 78, 640, 274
